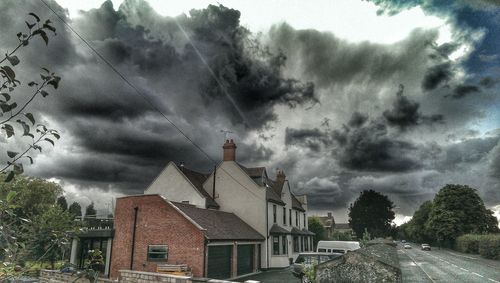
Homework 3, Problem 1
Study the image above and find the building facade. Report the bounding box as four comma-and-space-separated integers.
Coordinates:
70, 139, 313, 280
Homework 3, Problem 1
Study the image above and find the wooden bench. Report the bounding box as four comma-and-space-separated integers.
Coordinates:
156, 264, 192, 276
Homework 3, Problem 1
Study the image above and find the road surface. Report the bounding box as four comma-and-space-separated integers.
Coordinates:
398, 243, 500, 282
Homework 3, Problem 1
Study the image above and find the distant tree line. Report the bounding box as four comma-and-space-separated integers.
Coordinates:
399, 184, 499, 248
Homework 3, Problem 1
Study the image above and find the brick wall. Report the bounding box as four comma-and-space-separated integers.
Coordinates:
110, 195, 206, 279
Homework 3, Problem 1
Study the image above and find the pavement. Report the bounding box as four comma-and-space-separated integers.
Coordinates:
398, 243, 500, 282
236, 267, 300, 283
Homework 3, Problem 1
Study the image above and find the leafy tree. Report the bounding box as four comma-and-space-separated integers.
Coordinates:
24, 205, 76, 269
349, 190, 395, 238
405, 201, 433, 243
426, 184, 499, 247
308, 216, 325, 247
85, 202, 97, 219
0, 175, 62, 220
68, 201, 82, 218
56, 196, 68, 211
0, 13, 61, 182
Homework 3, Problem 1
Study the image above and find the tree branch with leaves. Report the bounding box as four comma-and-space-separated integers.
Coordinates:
0, 13, 61, 182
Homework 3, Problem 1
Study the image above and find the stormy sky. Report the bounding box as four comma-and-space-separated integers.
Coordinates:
0, 0, 499, 223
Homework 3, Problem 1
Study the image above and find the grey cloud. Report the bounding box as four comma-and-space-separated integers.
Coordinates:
451, 84, 480, 99
421, 62, 452, 91
285, 128, 332, 152
383, 85, 444, 130
332, 119, 421, 172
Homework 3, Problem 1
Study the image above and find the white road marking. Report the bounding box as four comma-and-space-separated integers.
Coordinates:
460, 267, 469, 272
488, 278, 500, 283
471, 272, 484, 278
447, 251, 477, 260
402, 249, 437, 283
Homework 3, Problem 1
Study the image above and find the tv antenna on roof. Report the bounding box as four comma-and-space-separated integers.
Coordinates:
220, 129, 233, 141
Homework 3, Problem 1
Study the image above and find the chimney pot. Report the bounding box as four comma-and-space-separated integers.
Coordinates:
327, 212, 332, 218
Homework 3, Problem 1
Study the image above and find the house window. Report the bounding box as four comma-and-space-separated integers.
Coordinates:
147, 245, 168, 261
295, 211, 299, 227
273, 205, 277, 223
301, 237, 305, 252
283, 207, 286, 225
305, 238, 309, 251
304, 213, 306, 228
273, 236, 280, 255
293, 236, 299, 253
289, 209, 292, 225
282, 235, 287, 255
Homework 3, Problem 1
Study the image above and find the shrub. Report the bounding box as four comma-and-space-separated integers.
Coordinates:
456, 234, 481, 254
478, 234, 500, 260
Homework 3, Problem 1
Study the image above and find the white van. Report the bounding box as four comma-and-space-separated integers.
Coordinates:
316, 241, 361, 254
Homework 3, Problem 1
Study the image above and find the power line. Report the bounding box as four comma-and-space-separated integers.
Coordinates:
39, 0, 268, 202
40, 0, 215, 165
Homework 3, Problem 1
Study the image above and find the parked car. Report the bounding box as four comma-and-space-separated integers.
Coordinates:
404, 244, 412, 249
421, 244, 431, 251
401, 240, 406, 243
292, 252, 343, 281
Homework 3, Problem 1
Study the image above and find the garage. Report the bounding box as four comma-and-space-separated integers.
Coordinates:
237, 244, 254, 276
207, 245, 232, 279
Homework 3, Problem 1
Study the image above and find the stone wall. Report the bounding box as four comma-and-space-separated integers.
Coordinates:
39, 270, 116, 283
39, 270, 260, 283
316, 243, 402, 283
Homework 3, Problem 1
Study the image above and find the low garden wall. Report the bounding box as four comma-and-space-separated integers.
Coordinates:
39, 270, 259, 283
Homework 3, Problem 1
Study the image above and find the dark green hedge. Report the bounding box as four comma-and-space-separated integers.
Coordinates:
456, 234, 500, 260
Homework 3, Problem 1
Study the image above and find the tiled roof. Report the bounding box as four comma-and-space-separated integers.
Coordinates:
266, 187, 285, 205
179, 166, 219, 209
269, 224, 289, 234
173, 202, 264, 241
237, 163, 266, 186
291, 194, 305, 212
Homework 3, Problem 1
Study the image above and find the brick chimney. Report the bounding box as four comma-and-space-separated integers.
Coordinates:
276, 170, 286, 182
223, 139, 237, 161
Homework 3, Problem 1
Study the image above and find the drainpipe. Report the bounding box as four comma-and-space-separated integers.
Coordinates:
212, 165, 216, 199
266, 201, 269, 269
130, 206, 138, 270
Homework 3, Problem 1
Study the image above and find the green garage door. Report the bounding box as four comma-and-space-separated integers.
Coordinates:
237, 244, 254, 276
207, 245, 232, 279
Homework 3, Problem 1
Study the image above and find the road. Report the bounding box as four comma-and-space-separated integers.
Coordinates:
237, 267, 300, 283
398, 243, 500, 282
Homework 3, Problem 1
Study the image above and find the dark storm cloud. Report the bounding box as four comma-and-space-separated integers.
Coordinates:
421, 62, 452, 91
1, 0, 309, 194
332, 119, 421, 172
348, 112, 368, 128
451, 84, 480, 98
383, 85, 444, 130
284, 128, 332, 152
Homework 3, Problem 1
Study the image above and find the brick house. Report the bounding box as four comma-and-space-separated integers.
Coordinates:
109, 194, 263, 279
70, 139, 313, 280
